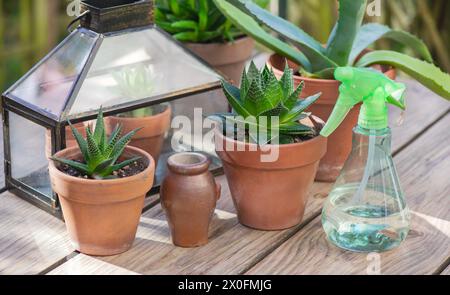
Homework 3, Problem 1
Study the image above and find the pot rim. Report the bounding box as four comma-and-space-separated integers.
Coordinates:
167, 152, 210, 175
184, 35, 253, 47
214, 116, 327, 169
214, 115, 325, 150
49, 145, 155, 185
109, 104, 171, 123
268, 53, 396, 84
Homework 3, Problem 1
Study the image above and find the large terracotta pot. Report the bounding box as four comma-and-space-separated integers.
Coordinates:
49, 146, 155, 256
186, 37, 255, 85
45, 123, 86, 158
161, 152, 221, 247
104, 105, 171, 166
268, 54, 396, 182
215, 117, 327, 230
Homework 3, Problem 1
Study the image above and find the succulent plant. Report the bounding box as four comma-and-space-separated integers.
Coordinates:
155, 0, 269, 43
213, 0, 450, 100
214, 61, 321, 144
50, 110, 141, 180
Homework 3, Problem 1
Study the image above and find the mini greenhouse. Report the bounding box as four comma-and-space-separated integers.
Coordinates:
1, 0, 226, 215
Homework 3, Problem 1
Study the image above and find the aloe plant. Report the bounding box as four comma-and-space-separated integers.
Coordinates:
51, 110, 141, 180
214, 61, 321, 144
213, 0, 450, 100
113, 65, 156, 118
155, 0, 269, 42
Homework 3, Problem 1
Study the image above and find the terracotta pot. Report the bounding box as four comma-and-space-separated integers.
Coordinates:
161, 152, 220, 247
45, 123, 87, 158
215, 117, 327, 230
104, 105, 171, 166
186, 37, 255, 85
49, 146, 155, 256
268, 54, 396, 182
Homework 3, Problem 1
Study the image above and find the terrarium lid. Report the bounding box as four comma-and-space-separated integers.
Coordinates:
3, 1, 222, 122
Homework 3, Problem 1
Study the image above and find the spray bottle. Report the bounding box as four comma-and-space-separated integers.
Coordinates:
320, 67, 410, 252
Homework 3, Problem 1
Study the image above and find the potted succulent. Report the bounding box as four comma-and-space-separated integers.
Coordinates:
49, 110, 155, 256
214, 0, 450, 181
155, 0, 270, 84
105, 64, 172, 166
212, 62, 327, 230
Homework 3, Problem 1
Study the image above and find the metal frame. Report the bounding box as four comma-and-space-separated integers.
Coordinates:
0, 21, 226, 217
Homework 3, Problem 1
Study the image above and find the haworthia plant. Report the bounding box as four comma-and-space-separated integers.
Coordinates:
213, 0, 450, 100
51, 109, 142, 180
212, 61, 321, 144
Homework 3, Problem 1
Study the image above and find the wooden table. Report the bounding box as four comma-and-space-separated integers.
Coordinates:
0, 79, 449, 275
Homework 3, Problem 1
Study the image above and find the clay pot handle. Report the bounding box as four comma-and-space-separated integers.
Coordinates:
215, 181, 221, 200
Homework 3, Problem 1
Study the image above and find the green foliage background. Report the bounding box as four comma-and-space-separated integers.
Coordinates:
0, 0, 448, 91
285, 0, 449, 72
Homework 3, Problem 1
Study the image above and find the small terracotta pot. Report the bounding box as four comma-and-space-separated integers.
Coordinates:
215, 117, 327, 230
186, 37, 255, 85
161, 152, 220, 247
268, 54, 396, 182
45, 123, 87, 158
49, 146, 155, 256
104, 105, 171, 166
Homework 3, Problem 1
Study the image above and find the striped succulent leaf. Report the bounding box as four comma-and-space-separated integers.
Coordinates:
215, 61, 322, 144
50, 109, 142, 180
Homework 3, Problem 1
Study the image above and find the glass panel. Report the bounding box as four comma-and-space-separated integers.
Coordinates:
10, 30, 97, 117
10, 112, 52, 198
69, 28, 220, 115
156, 89, 227, 186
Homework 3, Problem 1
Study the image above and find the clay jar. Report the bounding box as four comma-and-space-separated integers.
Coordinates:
268, 54, 396, 182
49, 146, 155, 256
161, 152, 220, 247
215, 117, 327, 230
104, 105, 171, 166
186, 37, 254, 85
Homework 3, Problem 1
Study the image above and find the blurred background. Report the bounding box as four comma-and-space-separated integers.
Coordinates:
0, 0, 449, 92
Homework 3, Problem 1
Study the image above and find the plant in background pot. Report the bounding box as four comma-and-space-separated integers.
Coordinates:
105, 64, 172, 166
214, 0, 450, 181
155, 0, 270, 84
49, 110, 155, 256
211, 62, 327, 230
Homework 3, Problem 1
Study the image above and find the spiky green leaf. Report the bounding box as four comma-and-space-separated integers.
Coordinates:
326, 0, 367, 65
229, 0, 336, 72
68, 122, 89, 161
349, 23, 433, 65
221, 80, 253, 117
280, 93, 321, 123
282, 81, 304, 111
93, 108, 105, 143
356, 50, 450, 100
212, 0, 312, 71
50, 157, 89, 174
279, 63, 294, 100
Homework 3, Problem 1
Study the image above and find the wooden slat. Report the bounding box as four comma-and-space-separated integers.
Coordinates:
389, 79, 450, 152
98, 176, 331, 274
0, 191, 72, 275
48, 254, 139, 275
247, 114, 450, 275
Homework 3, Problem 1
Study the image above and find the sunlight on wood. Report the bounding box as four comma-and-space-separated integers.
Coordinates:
411, 211, 450, 238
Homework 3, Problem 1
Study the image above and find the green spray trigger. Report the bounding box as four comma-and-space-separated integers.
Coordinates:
320, 67, 407, 137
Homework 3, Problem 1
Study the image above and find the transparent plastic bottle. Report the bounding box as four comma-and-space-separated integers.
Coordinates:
322, 126, 410, 252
